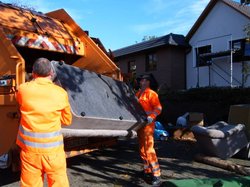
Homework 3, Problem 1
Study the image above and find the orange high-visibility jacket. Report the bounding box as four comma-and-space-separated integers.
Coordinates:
136, 88, 162, 120
16, 78, 72, 153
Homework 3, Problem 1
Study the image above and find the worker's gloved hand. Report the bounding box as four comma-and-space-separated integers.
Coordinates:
146, 116, 154, 125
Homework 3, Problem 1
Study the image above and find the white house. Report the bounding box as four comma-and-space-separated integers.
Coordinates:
186, 0, 250, 89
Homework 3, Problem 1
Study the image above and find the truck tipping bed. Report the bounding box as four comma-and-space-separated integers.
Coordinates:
52, 61, 146, 138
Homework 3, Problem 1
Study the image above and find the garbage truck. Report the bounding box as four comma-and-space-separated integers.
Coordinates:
0, 2, 146, 170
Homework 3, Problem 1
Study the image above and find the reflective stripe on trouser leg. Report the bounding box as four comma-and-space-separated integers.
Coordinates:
151, 162, 161, 177
143, 163, 151, 174
143, 158, 151, 173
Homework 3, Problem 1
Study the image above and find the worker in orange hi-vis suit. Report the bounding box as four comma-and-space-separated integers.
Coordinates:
16, 58, 72, 187
136, 75, 162, 186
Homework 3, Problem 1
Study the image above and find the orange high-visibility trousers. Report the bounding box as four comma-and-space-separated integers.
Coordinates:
20, 150, 69, 187
138, 122, 161, 177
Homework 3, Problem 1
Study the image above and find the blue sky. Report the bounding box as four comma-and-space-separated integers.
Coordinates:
0, 0, 241, 51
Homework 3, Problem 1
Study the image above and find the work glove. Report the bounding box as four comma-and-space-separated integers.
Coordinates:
146, 116, 154, 125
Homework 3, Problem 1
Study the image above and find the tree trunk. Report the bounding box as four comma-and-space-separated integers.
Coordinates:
194, 154, 250, 176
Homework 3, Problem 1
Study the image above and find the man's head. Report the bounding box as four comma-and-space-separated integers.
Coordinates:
139, 75, 151, 89
32, 58, 53, 78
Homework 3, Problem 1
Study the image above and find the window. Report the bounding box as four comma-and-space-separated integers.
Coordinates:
146, 53, 157, 71
232, 40, 243, 52
244, 39, 250, 57
229, 39, 250, 62
128, 60, 136, 73
195, 45, 211, 67
230, 39, 244, 62
127, 61, 137, 90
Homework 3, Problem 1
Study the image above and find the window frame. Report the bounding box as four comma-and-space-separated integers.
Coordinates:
128, 60, 136, 73
230, 39, 247, 62
195, 45, 212, 67
145, 52, 157, 72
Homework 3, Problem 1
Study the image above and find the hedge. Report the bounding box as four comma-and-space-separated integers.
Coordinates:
157, 87, 250, 126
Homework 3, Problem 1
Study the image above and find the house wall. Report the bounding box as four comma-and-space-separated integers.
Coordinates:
187, 1, 250, 89
115, 46, 186, 90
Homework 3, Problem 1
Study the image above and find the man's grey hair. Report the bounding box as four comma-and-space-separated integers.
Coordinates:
32, 58, 52, 77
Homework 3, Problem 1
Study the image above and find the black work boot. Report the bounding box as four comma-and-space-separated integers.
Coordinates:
151, 176, 161, 186
142, 171, 152, 184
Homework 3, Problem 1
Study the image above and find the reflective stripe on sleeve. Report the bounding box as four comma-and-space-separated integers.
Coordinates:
146, 111, 159, 117
155, 107, 162, 113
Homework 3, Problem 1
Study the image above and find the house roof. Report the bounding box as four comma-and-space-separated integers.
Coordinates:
186, 0, 250, 41
91, 37, 114, 60
113, 33, 188, 58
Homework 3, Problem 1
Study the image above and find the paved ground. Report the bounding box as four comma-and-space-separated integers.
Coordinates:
0, 138, 249, 187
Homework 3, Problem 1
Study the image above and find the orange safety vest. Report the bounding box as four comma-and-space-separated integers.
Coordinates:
136, 88, 162, 121
16, 77, 72, 153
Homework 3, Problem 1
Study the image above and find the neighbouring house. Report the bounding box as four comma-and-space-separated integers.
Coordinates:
186, 0, 250, 89
112, 33, 189, 90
